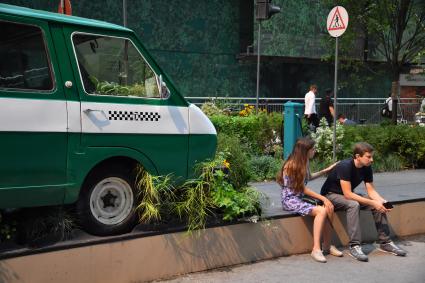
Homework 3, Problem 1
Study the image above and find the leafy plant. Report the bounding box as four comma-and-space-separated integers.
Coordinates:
217, 133, 251, 190
201, 102, 224, 116
311, 118, 345, 163
211, 170, 262, 221
249, 155, 282, 181
19, 206, 76, 245
175, 159, 217, 232
90, 76, 147, 97
134, 165, 176, 223
211, 112, 283, 156
372, 154, 405, 172
342, 124, 425, 169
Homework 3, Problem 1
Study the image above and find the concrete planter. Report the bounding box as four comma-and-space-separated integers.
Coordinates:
0, 201, 424, 283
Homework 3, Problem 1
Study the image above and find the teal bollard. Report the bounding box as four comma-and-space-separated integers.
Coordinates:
283, 102, 304, 159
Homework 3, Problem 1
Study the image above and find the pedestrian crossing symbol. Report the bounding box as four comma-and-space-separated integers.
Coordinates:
328, 7, 346, 30
327, 6, 348, 37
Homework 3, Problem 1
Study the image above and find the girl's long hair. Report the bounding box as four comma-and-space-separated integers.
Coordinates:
276, 137, 315, 194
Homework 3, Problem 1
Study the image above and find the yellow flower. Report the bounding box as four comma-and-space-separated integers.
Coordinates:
223, 159, 230, 168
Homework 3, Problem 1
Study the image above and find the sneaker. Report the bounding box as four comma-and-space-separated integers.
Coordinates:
349, 245, 368, 262
323, 245, 343, 257
379, 241, 407, 256
311, 250, 327, 263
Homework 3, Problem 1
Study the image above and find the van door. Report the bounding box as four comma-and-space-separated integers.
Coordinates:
63, 29, 189, 178
0, 18, 67, 207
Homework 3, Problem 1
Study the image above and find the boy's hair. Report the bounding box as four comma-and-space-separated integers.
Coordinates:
353, 142, 374, 158
310, 84, 317, 91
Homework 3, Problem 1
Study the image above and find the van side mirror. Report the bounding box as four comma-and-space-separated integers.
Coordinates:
157, 74, 170, 99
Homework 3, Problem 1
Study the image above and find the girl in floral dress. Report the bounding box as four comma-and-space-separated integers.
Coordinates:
277, 137, 342, 262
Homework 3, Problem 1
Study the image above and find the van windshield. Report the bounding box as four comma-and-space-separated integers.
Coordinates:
72, 33, 160, 98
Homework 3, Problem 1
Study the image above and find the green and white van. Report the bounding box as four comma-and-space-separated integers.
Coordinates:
0, 4, 217, 236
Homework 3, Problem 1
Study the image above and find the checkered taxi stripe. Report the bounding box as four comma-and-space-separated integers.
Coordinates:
108, 111, 161, 121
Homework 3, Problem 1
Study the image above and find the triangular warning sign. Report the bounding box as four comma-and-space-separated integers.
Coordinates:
328, 7, 346, 31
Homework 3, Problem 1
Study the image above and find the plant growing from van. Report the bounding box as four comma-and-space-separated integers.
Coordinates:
175, 160, 217, 232
90, 76, 147, 97
20, 207, 76, 245
134, 165, 176, 223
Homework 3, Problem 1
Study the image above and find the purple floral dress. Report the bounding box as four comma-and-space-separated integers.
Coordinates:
281, 175, 314, 216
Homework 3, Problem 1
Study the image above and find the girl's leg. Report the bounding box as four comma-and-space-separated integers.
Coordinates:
310, 206, 327, 251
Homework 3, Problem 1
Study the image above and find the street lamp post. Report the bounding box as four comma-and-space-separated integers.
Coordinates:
255, 0, 281, 112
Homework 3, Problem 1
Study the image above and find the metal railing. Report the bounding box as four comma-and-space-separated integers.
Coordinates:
186, 96, 424, 124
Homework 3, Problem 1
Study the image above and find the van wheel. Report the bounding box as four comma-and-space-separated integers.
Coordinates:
77, 168, 137, 236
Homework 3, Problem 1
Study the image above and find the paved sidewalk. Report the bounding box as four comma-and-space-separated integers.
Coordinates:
159, 234, 425, 283
157, 170, 425, 283
254, 169, 425, 218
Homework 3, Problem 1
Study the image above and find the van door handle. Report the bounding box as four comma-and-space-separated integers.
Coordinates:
83, 109, 103, 114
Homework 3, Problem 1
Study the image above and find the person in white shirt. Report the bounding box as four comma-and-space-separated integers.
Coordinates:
305, 84, 319, 130
385, 94, 393, 117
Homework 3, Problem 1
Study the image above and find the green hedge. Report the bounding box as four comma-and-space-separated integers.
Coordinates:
342, 125, 425, 169
210, 112, 425, 170
210, 113, 283, 155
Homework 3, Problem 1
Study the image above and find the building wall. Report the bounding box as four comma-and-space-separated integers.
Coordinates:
3, 0, 257, 99
3, 0, 391, 100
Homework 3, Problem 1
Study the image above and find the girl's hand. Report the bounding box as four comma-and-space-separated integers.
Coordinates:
324, 161, 339, 174
323, 199, 334, 215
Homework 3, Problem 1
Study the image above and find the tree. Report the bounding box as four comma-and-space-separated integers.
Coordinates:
368, 0, 425, 123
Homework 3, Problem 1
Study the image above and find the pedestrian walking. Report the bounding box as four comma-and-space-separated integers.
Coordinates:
319, 88, 335, 126
304, 84, 319, 131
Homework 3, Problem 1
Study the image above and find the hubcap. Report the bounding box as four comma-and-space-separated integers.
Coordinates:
89, 177, 134, 225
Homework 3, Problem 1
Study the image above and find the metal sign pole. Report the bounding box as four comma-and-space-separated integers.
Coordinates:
256, 22, 261, 113
333, 37, 338, 161
123, 0, 127, 27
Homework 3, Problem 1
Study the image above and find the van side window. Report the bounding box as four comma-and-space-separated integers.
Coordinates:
72, 34, 160, 98
0, 21, 54, 91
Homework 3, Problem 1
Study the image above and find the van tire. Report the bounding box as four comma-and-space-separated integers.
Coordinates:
77, 166, 137, 236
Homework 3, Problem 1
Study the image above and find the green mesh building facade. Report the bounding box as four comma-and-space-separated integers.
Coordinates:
3, 0, 391, 100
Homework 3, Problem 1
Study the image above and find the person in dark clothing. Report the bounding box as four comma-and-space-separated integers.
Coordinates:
319, 89, 335, 126
320, 142, 407, 262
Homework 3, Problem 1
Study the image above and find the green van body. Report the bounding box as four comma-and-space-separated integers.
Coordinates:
0, 4, 216, 235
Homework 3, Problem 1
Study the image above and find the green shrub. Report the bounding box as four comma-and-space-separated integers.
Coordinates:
217, 133, 252, 190
211, 170, 262, 221
249, 155, 282, 181
343, 125, 425, 169
201, 102, 224, 116
19, 207, 76, 245
372, 154, 405, 172
211, 112, 283, 155
311, 118, 345, 163
134, 152, 262, 233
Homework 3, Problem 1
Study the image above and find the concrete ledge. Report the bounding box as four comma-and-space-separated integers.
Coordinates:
1, 201, 424, 283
